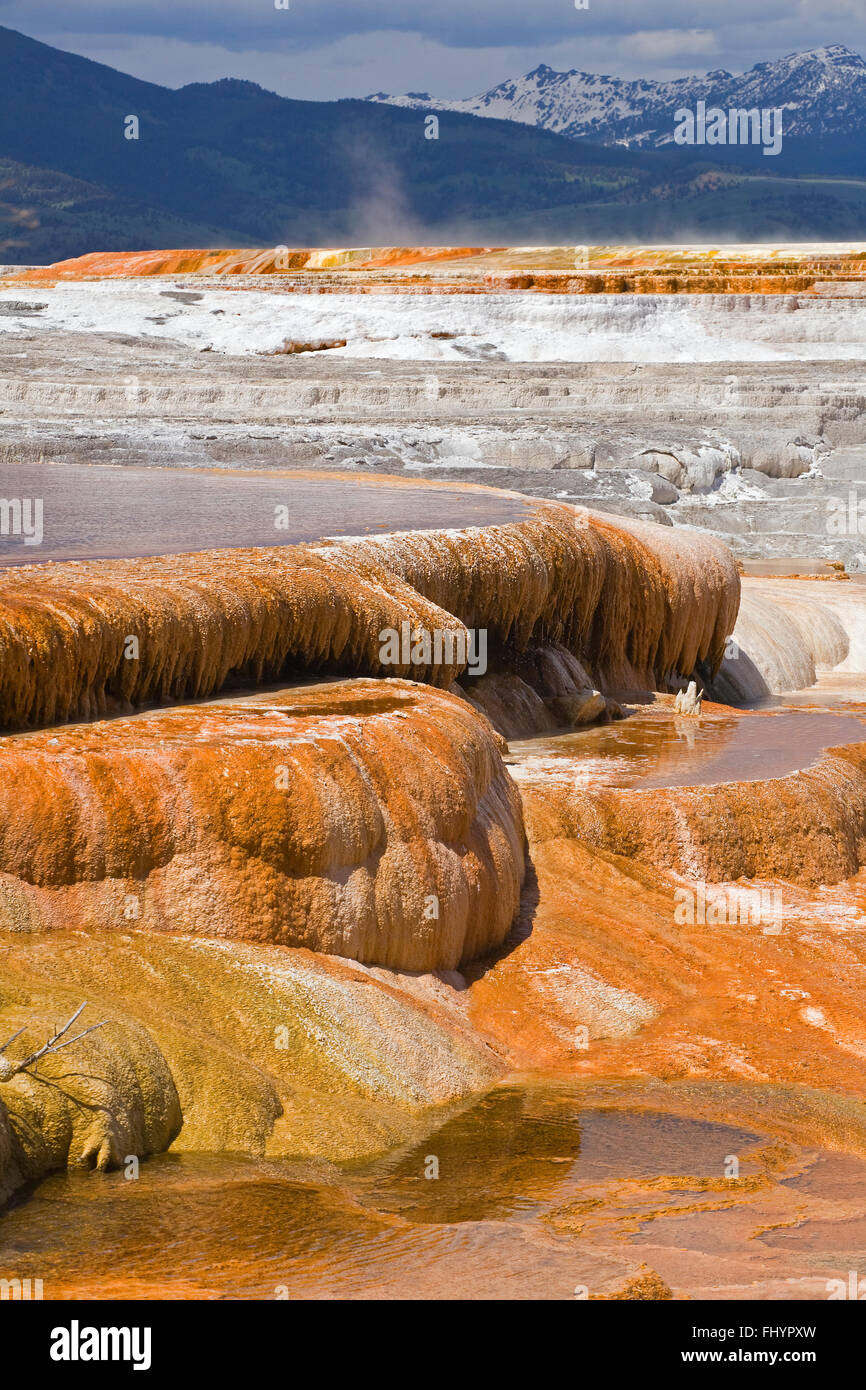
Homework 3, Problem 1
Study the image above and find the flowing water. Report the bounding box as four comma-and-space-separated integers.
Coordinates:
3, 492, 866, 1298
3, 1082, 851, 1301
4, 696, 866, 1298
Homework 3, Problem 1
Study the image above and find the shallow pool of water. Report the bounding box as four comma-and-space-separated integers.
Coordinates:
0, 463, 532, 565
0, 1087, 764, 1300
507, 709, 866, 790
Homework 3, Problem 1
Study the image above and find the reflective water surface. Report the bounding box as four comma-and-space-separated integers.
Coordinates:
507, 709, 866, 789
0, 463, 532, 565
2, 1083, 856, 1300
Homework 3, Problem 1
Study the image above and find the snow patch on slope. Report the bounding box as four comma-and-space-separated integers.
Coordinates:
368, 45, 866, 147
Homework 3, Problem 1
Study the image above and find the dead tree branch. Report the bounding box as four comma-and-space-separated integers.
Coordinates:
0, 1003, 106, 1082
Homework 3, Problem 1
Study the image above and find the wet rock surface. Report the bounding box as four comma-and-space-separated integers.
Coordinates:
0, 273, 864, 569
3, 248, 866, 1299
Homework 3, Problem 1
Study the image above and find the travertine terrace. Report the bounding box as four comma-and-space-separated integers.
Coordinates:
11, 242, 866, 294
0, 508, 735, 972
523, 739, 866, 887
2, 242, 864, 570
0, 504, 738, 729
0, 681, 526, 972
4, 243, 866, 1302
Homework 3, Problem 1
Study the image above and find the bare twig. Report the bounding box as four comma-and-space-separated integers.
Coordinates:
0, 1003, 106, 1082
0, 1024, 26, 1054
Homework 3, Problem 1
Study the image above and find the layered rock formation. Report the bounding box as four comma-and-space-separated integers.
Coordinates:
716, 576, 866, 701
1, 295, 861, 569
3, 239, 864, 575
0, 1003, 180, 1205
517, 736, 866, 888
0, 499, 743, 1199
10, 244, 866, 295
0, 503, 739, 731
6, 488, 866, 1248
0, 681, 525, 972
6, 243, 866, 1295
0, 504, 738, 991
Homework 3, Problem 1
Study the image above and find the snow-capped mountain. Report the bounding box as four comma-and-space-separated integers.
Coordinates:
367, 45, 866, 148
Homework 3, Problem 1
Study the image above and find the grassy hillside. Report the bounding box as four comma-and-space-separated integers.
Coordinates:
0, 24, 863, 261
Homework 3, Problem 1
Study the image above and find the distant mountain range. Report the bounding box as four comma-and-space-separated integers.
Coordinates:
368, 45, 866, 149
0, 26, 865, 262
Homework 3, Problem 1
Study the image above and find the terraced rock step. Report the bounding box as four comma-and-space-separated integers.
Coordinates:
1, 319, 862, 566
10, 243, 866, 294
0, 680, 525, 971
0, 504, 738, 729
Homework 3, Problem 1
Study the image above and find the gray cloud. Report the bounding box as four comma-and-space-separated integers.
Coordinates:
0, 0, 812, 48
2, 0, 865, 99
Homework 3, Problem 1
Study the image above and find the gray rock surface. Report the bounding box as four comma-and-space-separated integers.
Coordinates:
0, 322, 863, 568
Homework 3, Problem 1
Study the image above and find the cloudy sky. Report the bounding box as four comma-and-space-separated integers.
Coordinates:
1, 0, 864, 99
